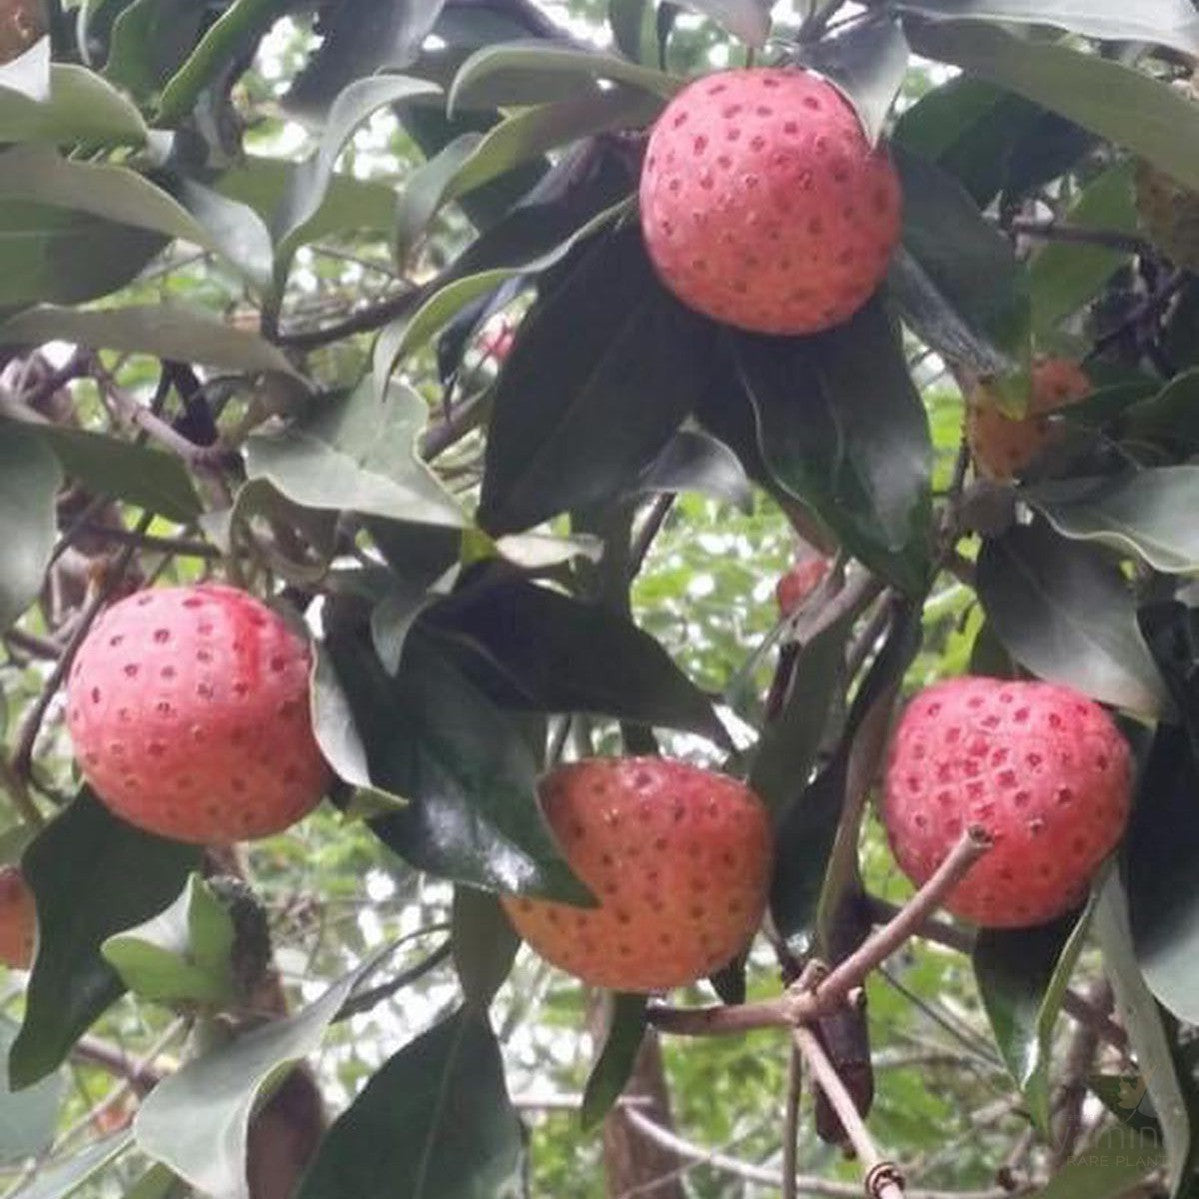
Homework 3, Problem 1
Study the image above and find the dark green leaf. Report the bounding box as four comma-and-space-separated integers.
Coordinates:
171, 178, 273, 295
326, 624, 586, 901
0, 1016, 63, 1163
895, 1, 1199, 58
1028, 467, 1199, 574
0, 202, 163, 308
394, 132, 483, 267
11, 792, 199, 1088
581, 993, 647, 1131
0, 423, 59, 631
479, 226, 715, 536
286, 0, 448, 117
748, 611, 852, 814
610, 0, 646, 61
1090, 1074, 1163, 1137
451, 886, 518, 1008
905, 19, 1199, 194
888, 145, 1029, 374
0, 306, 296, 376
244, 379, 467, 529
973, 906, 1091, 1131
447, 39, 678, 114
1111, 369, 1199, 457
103, 0, 207, 100
1093, 870, 1190, 1193
796, 14, 909, 145
735, 298, 933, 594
295, 1008, 523, 1199
430, 576, 726, 740
976, 520, 1167, 717
0, 147, 265, 287
135, 958, 372, 1199
634, 428, 753, 510
1125, 723, 1199, 1026
13, 423, 201, 524
1029, 162, 1137, 334
0, 63, 146, 145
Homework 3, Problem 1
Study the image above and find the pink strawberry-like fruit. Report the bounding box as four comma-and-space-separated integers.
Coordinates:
502, 757, 773, 991
66, 584, 330, 844
776, 557, 831, 617
883, 677, 1132, 928
639, 67, 901, 335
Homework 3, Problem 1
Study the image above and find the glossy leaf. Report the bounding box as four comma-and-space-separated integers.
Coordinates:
374, 196, 631, 374
135, 959, 371, 1199
18, 424, 202, 523
973, 906, 1091, 1131
0, 306, 296, 376
430, 576, 725, 740
0, 1016, 63, 1163
888, 145, 1029, 374
905, 19, 1199, 194
479, 226, 715, 536
736, 298, 933, 595
748, 610, 853, 814
0, 147, 264, 287
0, 63, 146, 145
1125, 726, 1199, 1026
895, 0, 1199, 58
12, 792, 200, 1088
294, 1008, 523, 1199
1028, 468, 1199, 574
102, 874, 236, 1007
1093, 871, 1190, 1193
286, 0, 448, 117
325, 624, 586, 901
244, 379, 467, 529
797, 13, 909, 145
393, 133, 482, 267
452, 887, 519, 1009
1029, 161, 1136, 334
4, 1132, 133, 1199
674, 0, 769, 47
447, 39, 679, 114
0, 423, 60, 632
634, 428, 753, 510
581, 993, 647, 1131
976, 520, 1167, 717
171, 178, 273, 294
273, 75, 441, 265
0, 201, 163, 308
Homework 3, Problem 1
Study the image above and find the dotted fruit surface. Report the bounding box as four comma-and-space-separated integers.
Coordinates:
967, 358, 1091, 481
776, 557, 830, 617
639, 67, 901, 335
502, 757, 772, 991
883, 677, 1131, 928
0, 867, 35, 969
66, 585, 330, 844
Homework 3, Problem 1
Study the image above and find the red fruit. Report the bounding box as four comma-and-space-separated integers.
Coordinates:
775, 557, 830, 617
66, 585, 330, 844
967, 358, 1092, 481
478, 317, 515, 363
0, 867, 35, 969
502, 757, 772, 991
883, 677, 1132, 928
639, 67, 901, 335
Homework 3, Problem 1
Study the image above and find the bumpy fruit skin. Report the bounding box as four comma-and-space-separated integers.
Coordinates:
883, 677, 1131, 929
66, 585, 330, 844
775, 557, 830, 617
0, 867, 35, 969
966, 358, 1091, 481
639, 67, 901, 335
502, 757, 772, 991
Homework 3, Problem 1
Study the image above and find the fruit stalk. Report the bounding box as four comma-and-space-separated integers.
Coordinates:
793, 1023, 904, 1199
649, 827, 991, 1036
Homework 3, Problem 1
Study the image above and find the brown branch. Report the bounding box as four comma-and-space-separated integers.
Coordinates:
276, 285, 424, 350
72, 1036, 166, 1095
650, 830, 991, 1038
96, 370, 227, 470
77, 522, 221, 560
794, 1024, 904, 1199
1007, 219, 1150, 256
782, 1046, 802, 1199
